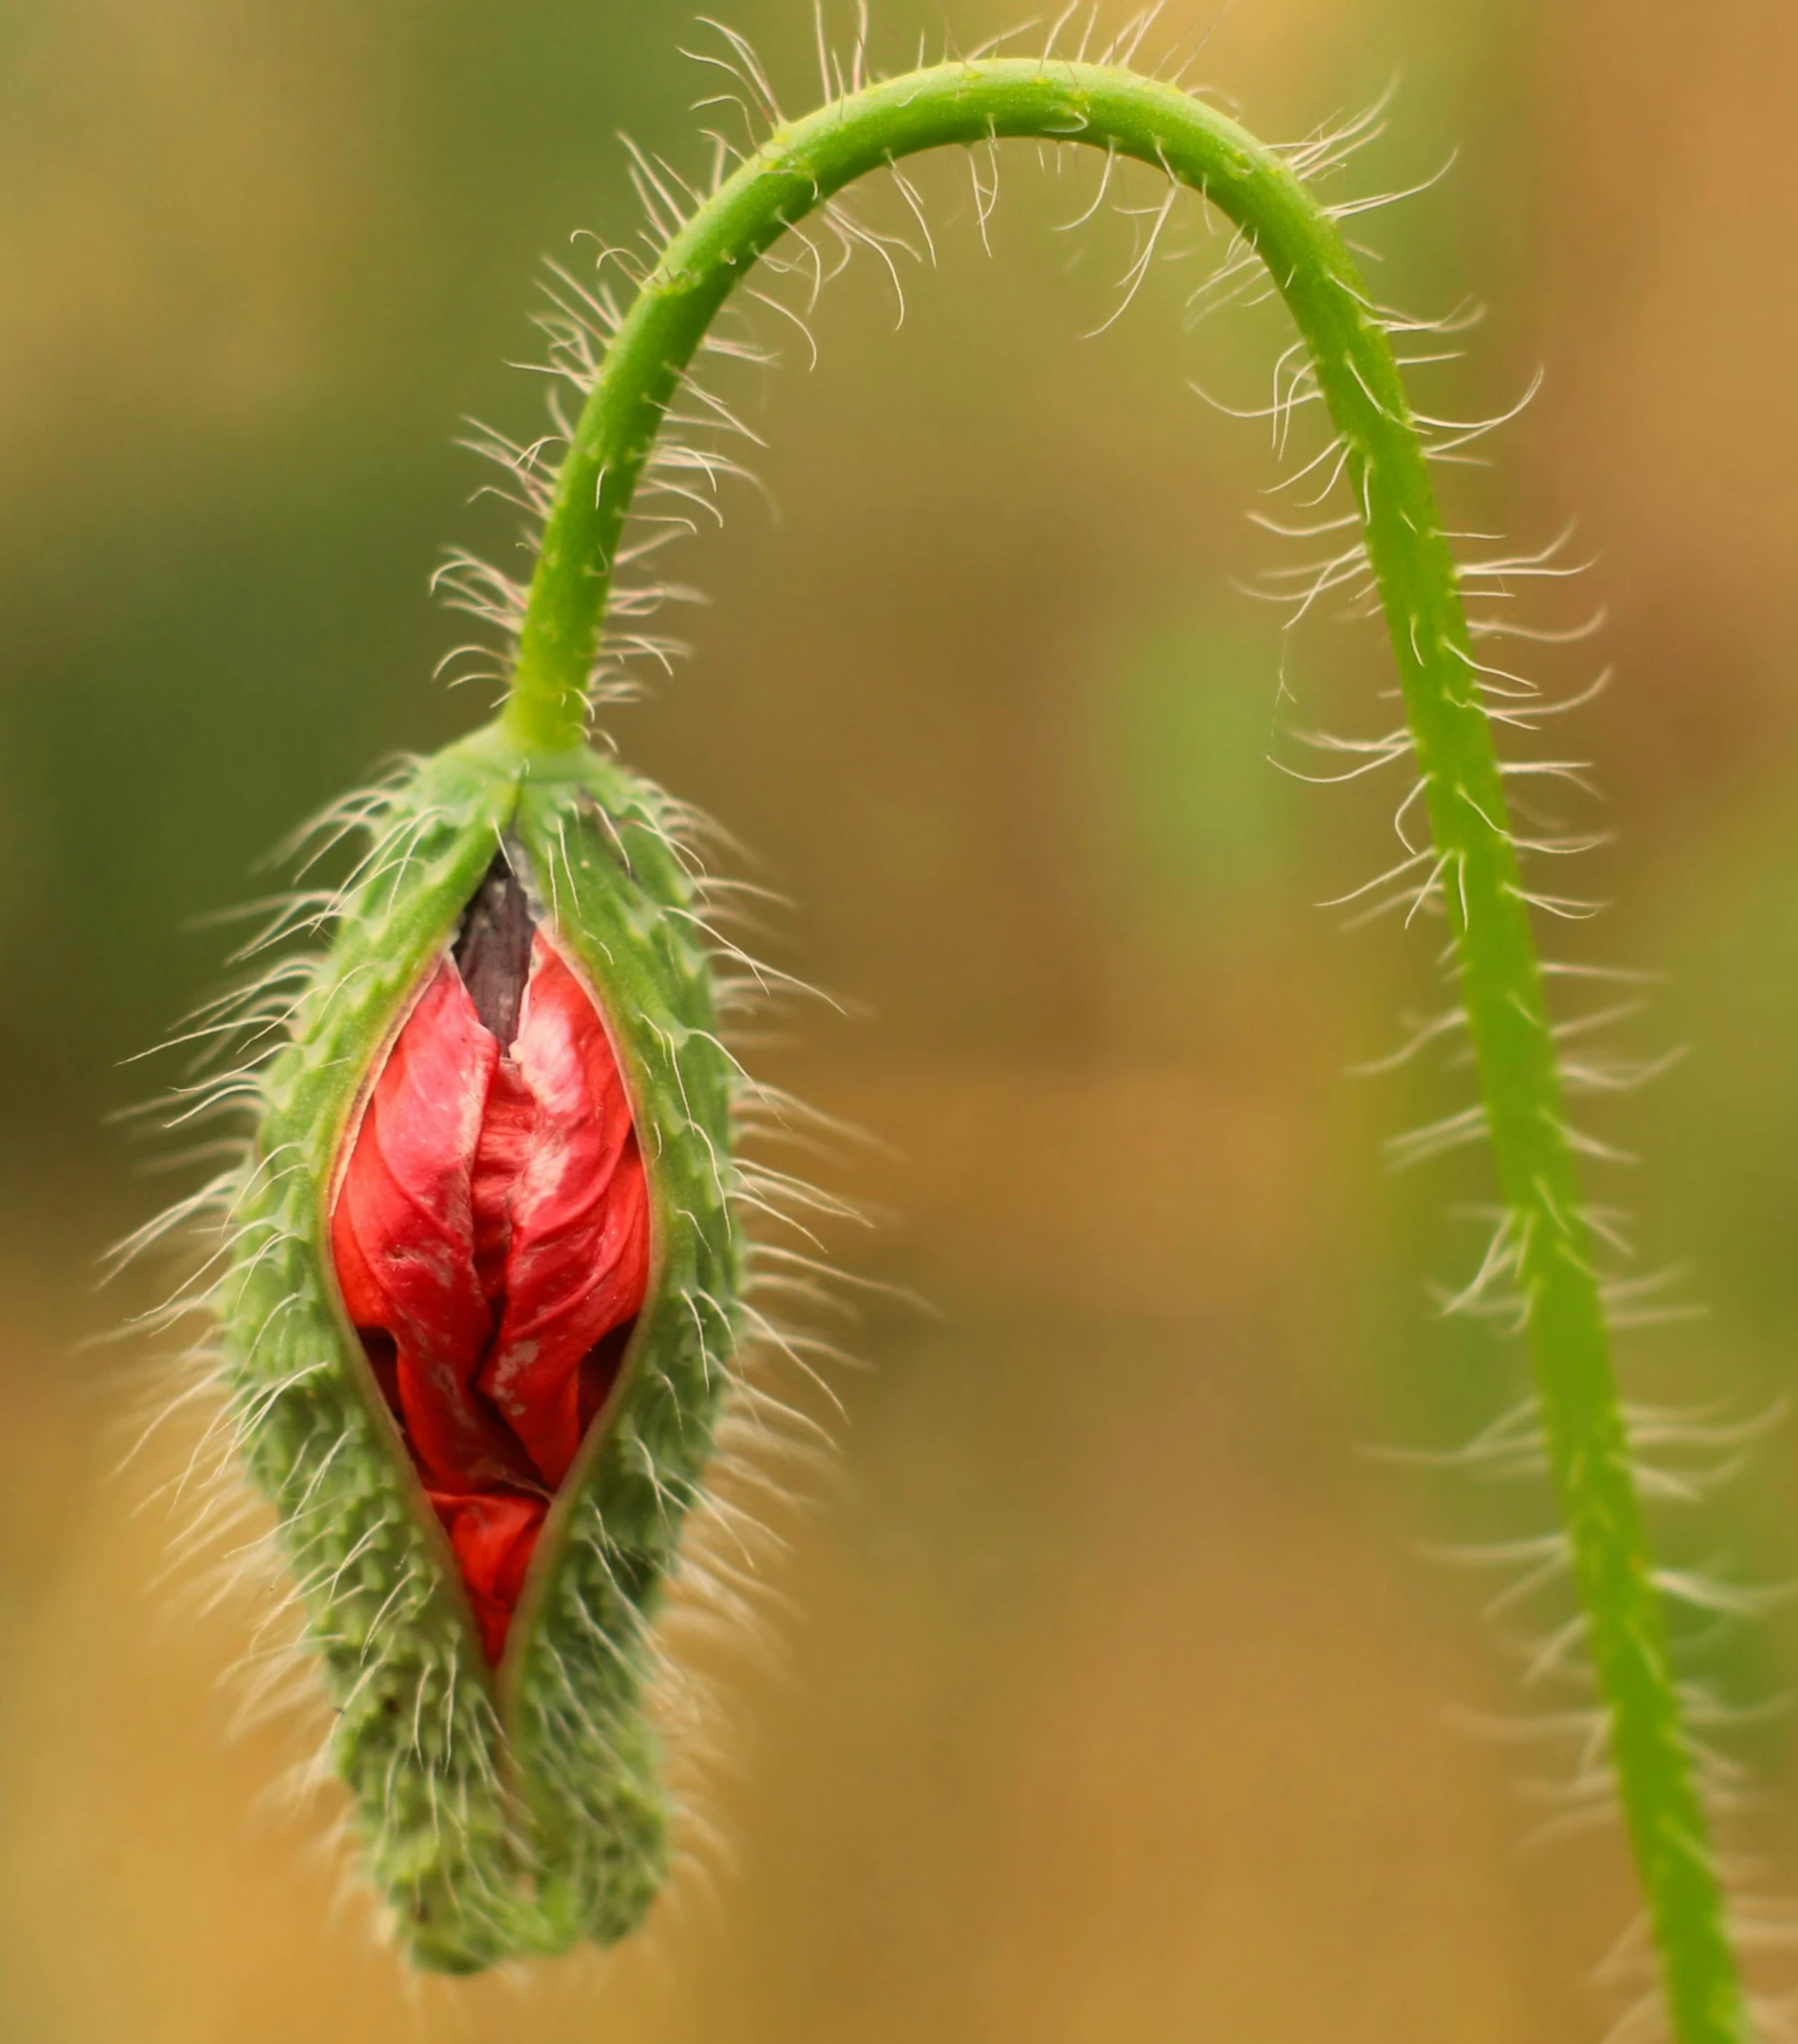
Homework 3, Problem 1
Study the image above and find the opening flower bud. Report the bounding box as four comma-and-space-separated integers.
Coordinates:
217, 739, 740, 1966
330, 858, 649, 1662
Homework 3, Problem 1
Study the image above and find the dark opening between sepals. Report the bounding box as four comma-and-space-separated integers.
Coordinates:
453, 856, 535, 1051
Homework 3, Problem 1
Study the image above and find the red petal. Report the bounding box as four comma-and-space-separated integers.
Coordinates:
331, 963, 533, 1495
470, 1057, 533, 1315
477, 938, 651, 1488
331, 926, 651, 1663
430, 1492, 545, 1663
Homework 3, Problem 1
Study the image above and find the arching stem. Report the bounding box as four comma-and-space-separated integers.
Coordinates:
505, 59, 1749, 2044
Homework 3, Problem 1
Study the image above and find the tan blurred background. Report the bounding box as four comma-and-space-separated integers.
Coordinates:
4, 1, 1798, 2039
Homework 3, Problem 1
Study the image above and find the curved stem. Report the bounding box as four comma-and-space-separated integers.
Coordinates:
507, 59, 1749, 2044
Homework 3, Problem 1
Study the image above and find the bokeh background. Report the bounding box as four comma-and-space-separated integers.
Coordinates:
4, 2, 1798, 2039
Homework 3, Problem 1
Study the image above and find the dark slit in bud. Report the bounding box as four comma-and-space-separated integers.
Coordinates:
453, 852, 535, 1051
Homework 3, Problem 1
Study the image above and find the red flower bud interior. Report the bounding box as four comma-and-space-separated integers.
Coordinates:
331, 865, 650, 1661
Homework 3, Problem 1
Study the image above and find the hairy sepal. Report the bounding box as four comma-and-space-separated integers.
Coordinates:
218, 728, 739, 1969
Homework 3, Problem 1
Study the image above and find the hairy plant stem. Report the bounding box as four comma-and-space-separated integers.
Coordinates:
504, 59, 1748, 2044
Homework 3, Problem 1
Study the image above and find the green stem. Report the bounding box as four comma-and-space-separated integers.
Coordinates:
507, 58, 1748, 2044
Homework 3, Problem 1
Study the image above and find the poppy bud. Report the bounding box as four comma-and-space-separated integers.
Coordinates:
215, 731, 740, 1969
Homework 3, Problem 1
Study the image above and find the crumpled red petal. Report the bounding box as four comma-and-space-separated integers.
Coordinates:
330, 931, 649, 1660
429, 1492, 543, 1665
478, 944, 650, 1489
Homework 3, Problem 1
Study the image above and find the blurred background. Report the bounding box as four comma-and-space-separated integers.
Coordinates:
3, 1, 1798, 2038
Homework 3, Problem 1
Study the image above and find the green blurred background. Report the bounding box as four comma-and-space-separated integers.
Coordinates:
5, 1, 1798, 2038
